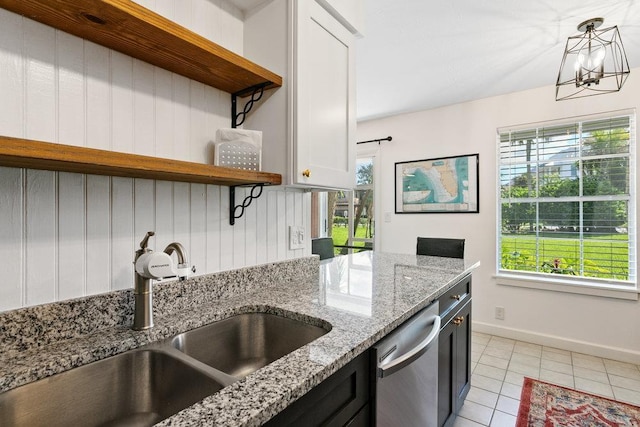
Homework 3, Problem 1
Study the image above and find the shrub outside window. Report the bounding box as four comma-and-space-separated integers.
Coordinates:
498, 111, 636, 287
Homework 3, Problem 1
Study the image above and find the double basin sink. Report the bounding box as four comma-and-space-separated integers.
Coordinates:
0, 312, 330, 426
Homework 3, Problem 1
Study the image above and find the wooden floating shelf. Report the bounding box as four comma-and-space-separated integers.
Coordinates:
0, 136, 282, 187
0, 0, 282, 97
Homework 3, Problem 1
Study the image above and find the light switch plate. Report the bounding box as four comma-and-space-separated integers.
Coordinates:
289, 225, 305, 250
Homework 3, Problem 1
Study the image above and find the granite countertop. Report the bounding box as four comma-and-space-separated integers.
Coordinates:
0, 251, 479, 426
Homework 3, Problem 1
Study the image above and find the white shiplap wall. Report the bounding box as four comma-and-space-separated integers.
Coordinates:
0, 2, 309, 312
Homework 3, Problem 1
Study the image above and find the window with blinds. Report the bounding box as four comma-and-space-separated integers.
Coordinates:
498, 111, 636, 286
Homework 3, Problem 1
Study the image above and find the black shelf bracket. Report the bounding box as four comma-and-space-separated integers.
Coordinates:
228, 82, 271, 225
230, 184, 264, 225
231, 83, 268, 128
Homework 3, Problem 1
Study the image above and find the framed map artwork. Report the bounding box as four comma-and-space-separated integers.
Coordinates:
395, 154, 479, 213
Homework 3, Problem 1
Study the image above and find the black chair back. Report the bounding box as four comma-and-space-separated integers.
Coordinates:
312, 237, 335, 260
416, 237, 465, 259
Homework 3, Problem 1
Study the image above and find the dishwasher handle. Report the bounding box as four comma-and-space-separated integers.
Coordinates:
378, 315, 441, 378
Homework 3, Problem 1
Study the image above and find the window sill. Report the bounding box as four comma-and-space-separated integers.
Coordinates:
495, 272, 638, 300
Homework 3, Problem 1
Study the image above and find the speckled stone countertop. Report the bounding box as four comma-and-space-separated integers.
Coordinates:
0, 251, 479, 426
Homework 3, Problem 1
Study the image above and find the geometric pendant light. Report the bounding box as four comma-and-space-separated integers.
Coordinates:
556, 18, 630, 101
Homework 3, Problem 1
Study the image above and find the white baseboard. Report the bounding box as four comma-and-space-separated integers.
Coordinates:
473, 321, 640, 365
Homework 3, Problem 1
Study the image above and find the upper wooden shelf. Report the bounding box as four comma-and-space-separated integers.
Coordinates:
0, 0, 282, 97
0, 136, 282, 186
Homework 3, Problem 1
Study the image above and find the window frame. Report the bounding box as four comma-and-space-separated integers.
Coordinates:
495, 109, 637, 298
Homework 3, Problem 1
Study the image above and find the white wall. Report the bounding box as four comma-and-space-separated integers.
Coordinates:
0, 2, 309, 312
357, 72, 640, 362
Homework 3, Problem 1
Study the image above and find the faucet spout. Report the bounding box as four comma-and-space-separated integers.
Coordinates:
164, 242, 188, 265
164, 242, 190, 281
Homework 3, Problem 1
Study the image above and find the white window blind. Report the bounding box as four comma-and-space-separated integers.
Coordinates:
498, 111, 636, 286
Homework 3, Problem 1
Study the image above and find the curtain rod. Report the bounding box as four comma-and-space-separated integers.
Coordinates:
356, 136, 392, 145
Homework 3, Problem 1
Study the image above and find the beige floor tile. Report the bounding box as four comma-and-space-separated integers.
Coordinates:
458, 400, 494, 425
453, 415, 486, 427
472, 343, 487, 354
483, 346, 513, 361
509, 353, 540, 368
500, 382, 523, 400
572, 366, 610, 384
495, 395, 520, 416
542, 346, 570, 356
479, 354, 510, 370
540, 369, 574, 388
574, 377, 614, 398
541, 349, 572, 365
540, 359, 573, 375
572, 353, 606, 372
472, 332, 491, 345
604, 359, 640, 380
612, 386, 640, 406
504, 370, 533, 386
508, 361, 540, 377
475, 363, 507, 381
467, 387, 499, 408
609, 374, 640, 392
513, 342, 542, 357
472, 374, 504, 394
472, 350, 483, 363
604, 358, 640, 371
490, 410, 517, 427
488, 337, 516, 350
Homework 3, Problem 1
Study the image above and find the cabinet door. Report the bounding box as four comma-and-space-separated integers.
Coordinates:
437, 299, 472, 427
453, 301, 472, 412
437, 318, 456, 427
294, 0, 356, 189
316, 0, 365, 35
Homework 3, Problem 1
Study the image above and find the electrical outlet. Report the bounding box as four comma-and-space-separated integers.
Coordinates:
289, 225, 305, 250
495, 306, 505, 320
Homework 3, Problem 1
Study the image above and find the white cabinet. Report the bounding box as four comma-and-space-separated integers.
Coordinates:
316, 0, 365, 36
244, 0, 357, 190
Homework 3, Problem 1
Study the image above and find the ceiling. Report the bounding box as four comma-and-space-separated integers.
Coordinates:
356, 0, 640, 121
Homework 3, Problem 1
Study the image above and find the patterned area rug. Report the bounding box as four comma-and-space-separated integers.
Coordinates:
517, 377, 640, 427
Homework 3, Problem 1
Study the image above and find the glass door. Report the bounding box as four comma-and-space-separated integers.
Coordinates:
348, 156, 375, 253
312, 155, 375, 256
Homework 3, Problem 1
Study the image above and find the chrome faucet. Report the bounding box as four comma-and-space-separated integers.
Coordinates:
164, 242, 190, 277
132, 231, 194, 330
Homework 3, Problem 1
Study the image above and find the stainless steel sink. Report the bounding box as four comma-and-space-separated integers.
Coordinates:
0, 349, 224, 427
0, 311, 330, 425
171, 312, 329, 378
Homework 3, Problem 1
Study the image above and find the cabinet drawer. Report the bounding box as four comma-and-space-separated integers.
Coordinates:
439, 275, 471, 326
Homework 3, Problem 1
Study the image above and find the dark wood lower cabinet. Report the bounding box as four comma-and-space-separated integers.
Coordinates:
264, 350, 370, 426
345, 403, 370, 426
266, 275, 473, 427
438, 299, 472, 427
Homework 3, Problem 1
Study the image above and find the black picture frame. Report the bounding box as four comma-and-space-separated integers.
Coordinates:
394, 153, 479, 213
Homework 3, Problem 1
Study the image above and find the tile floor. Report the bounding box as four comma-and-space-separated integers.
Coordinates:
453, 332, 640, 427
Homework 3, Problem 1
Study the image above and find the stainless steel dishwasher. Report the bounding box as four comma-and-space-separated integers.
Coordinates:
373, 301, 440, 427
